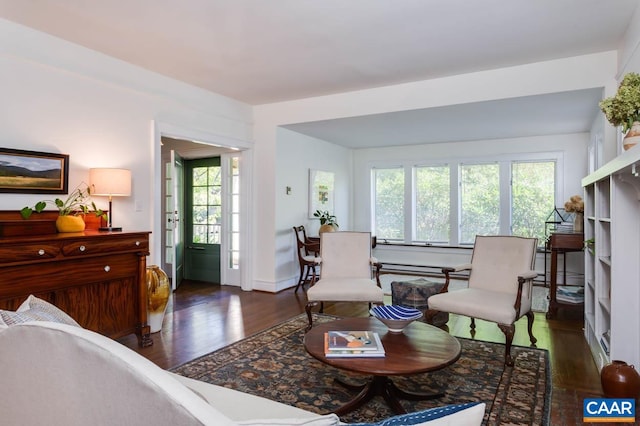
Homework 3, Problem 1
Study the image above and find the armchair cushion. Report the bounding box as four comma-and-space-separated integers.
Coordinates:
307, 278, 383, 302
429, 288, 523, 324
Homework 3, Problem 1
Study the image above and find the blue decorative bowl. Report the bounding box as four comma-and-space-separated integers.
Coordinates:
370, 305, 423, 332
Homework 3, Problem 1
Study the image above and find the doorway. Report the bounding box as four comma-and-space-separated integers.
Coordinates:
159, 133, 248, 290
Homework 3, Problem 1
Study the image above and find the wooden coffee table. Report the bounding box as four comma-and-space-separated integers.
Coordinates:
303, 317, 461, 415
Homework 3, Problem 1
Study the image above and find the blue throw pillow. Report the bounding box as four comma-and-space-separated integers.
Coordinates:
348, 402, 483, 426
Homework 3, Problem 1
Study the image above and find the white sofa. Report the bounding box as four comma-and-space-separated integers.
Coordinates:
0, 302, 485, 425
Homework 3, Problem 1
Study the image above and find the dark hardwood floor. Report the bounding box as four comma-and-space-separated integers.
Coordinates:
119, 280, 601, 425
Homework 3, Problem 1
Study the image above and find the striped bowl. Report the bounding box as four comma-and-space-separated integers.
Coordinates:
370, 305, 423, 332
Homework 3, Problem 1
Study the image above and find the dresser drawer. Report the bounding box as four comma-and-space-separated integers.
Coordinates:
0, 243, 60, 263
61, 236, 148, 257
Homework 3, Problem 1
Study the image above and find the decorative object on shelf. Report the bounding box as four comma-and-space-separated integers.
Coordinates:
89, 168, 132, 232
146, 265, 171, 333
600, 360, 640, 399
370, 305, 423, 333
313, 209, 338, 233
20, 183, 106, 233
600, 72, 640, 151
563, 195, 584, 232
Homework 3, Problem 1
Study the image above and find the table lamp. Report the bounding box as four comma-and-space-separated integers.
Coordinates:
89, 168, 132, 232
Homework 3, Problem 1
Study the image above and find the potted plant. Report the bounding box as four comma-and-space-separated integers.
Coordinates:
313, 209, 339, 233
599, 72, 640, 150
585, 238, 595, 255
20, 184, 106, 232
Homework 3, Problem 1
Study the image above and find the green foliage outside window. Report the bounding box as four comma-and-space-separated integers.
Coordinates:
374, 168, 404, 240
460, 164, 500, 243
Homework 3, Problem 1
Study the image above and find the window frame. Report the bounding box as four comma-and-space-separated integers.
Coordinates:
370, 151, 563, 246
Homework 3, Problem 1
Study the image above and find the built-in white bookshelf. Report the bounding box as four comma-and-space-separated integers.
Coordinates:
582, 148, 640, 370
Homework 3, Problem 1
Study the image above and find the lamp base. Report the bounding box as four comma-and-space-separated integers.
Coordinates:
99, 226, 123, 232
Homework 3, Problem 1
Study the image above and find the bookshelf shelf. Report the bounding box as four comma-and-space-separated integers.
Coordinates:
582, 147, 640, 370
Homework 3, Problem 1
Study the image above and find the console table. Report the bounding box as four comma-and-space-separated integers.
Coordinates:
0, 230, 152, 347
546, 231, 584, 319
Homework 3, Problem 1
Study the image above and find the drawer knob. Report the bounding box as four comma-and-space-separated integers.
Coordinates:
136, 241, 140, 246
79, 245, 86, 252
38, 249, 45, 256
104, 265, 111, 272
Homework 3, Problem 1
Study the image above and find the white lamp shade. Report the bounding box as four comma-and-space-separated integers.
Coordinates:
89, 168, 132, 197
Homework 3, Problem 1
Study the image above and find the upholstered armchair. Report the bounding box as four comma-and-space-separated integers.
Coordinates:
305, 231, 384, 330
427, 235, 538, 366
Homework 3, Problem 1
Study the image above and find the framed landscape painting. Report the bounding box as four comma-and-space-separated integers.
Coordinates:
0, 148, 69, 194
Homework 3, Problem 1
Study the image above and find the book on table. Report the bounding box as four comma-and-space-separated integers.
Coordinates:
324, 331, 385, 358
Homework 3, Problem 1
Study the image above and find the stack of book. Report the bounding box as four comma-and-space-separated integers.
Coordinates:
323, 330, 385, 358
556, 286, 584, 304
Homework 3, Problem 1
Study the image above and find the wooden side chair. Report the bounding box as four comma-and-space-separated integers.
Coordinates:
305, 231, 384, 330
292, 226, 320, 293
427, 235, 538, 366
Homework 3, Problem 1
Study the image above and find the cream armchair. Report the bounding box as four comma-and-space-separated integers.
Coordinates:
427, 235, 538, 366
305, 231, 384, 330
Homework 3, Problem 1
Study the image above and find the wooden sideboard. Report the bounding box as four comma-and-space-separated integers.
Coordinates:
0, 230, 152, 347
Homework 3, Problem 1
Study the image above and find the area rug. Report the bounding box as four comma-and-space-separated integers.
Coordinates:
379, 274, 550, 313
172, 313, 551, 425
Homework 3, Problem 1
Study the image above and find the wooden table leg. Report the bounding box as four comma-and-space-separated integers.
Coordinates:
333, 376, 444, 416
547, 248, 558, 319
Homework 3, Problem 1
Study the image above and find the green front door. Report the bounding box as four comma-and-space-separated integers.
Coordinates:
184, 157, 221, 283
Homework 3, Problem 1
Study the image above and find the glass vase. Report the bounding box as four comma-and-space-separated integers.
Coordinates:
146, 265, 170, 333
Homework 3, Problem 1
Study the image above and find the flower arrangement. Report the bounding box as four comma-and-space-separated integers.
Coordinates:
599, 72, 640, 133
564, 195, 584, 214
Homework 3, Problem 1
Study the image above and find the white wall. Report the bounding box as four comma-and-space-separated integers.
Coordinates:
253, 128, 351, 292
0, 19, 252, 265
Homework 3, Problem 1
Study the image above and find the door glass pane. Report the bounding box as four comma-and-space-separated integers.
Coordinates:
191, 164, 221, 244
228, 156, 240, 269
373, 168, 404, 240
512, 161, 555, 243
415, 165, 450, 243
460, 163, 500, 243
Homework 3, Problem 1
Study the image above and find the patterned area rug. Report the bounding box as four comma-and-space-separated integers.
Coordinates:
172, 314, 551, 425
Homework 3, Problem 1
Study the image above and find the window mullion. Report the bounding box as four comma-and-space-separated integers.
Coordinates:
499, 161, 511, 235
450, 163, 460, 246
404, 165, 413, 244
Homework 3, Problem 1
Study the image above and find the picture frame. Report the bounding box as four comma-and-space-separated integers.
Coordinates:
0, 148, 69, 194
308, 169, 334, 218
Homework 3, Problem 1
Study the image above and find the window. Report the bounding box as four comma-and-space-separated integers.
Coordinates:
460, 163, 500, 244
372, 156, 557, 246
373, 167, 404, 240
511, 161, 555, 243
415, 165, 450, 242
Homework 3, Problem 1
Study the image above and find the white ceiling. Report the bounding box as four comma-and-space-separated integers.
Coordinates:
0, 0, 637, 148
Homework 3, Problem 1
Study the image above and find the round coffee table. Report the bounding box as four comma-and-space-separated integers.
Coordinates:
303, 317, 461, 415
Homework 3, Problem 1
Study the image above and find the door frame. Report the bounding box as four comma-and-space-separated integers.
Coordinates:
152, 120, 253, 291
